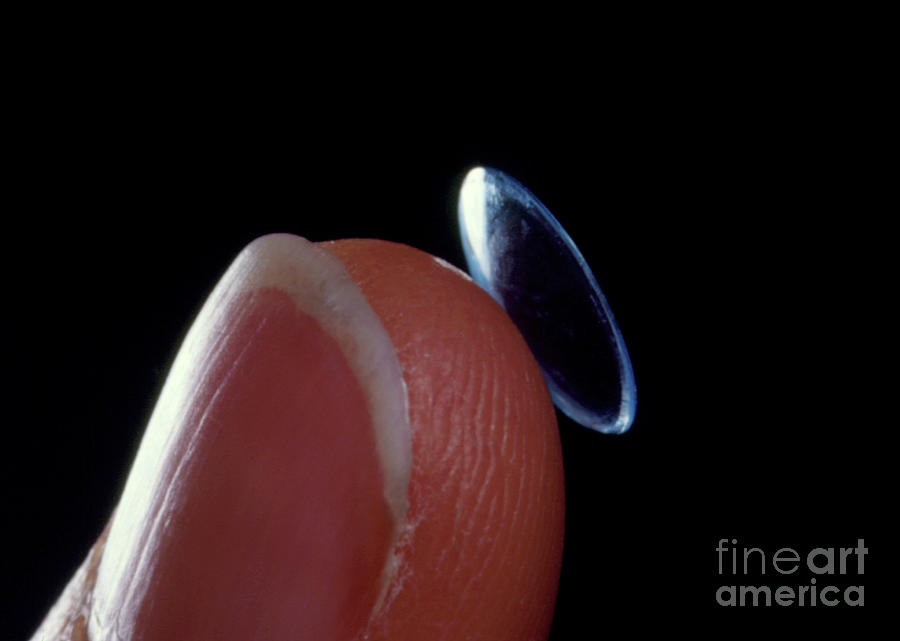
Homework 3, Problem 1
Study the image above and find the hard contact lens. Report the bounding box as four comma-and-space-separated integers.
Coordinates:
458, 167, 636, 434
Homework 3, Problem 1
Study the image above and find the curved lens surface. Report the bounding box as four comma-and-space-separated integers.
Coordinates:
458, 166, 636, 434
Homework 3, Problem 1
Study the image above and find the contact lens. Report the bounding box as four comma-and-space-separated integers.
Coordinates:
458, 167, 636, 434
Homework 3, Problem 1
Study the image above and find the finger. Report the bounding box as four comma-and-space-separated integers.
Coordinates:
34, 234, 564, 641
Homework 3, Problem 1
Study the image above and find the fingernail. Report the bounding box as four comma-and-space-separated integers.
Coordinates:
90, 234, 410, 641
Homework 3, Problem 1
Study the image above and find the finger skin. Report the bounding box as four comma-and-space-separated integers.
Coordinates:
326, 239, 565, 641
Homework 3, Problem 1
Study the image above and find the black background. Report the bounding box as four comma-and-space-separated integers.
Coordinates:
5, 41, 885, 639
